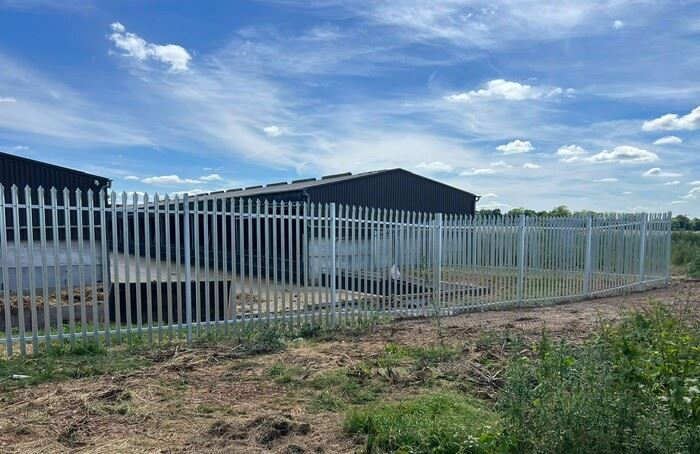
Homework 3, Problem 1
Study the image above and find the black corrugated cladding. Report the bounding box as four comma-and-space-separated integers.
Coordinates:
1, 152, 112, 241
0, 151, 111, 204
304, 169, 476, 215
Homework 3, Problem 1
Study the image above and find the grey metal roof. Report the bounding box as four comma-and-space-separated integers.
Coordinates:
193, 168, 477, 199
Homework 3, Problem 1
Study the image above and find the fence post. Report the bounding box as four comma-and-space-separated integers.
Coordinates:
516, 215, 526, 305
638, 212, 648, 290
183, 193, 192, 344
434, 213, 443, 314
583, 216, 593, 297
0, 184, 12, 357
329, 203, 337, 327
665, 211, 672, 286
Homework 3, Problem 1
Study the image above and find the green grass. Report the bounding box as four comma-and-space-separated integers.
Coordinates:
672, 231, 700, 277
0, 342, 152, 391
498, 304, 700, 453
344, 391, 499, 454
267, 361, 304, 384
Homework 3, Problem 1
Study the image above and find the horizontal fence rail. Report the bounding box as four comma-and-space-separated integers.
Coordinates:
0, 185, 672, 356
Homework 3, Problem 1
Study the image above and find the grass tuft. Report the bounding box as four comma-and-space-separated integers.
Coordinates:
344, 391, 498, 453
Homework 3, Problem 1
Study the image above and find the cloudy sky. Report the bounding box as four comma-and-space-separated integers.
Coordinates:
0, 0, 699, 215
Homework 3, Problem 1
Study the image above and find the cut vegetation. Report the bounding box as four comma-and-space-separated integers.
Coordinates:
0, 281, 698, 453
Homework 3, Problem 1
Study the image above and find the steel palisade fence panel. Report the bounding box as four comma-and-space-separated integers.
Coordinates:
0, 185, 673, 356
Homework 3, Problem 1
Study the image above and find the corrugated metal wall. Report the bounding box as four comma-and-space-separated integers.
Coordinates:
306, 170, 476, 215
0, 152, 111, 204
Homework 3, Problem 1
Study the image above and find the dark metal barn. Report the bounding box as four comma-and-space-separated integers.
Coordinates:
202, 169, 478, 215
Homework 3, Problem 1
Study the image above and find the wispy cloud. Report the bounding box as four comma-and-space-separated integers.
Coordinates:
588, 146, 658, 164
653, 135, 682, 145
142, 175, 201, 185
444, 79, 571, 102
461, 168, 496, 176
556, 144, 587, 162
594, 177, 618, 183
642, 167, 681, 177
416, 161, 454, 173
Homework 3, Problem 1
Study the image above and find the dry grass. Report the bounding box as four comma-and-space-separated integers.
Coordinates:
0, 280, 697, 453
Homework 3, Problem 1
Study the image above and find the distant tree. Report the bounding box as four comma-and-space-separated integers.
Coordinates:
476, 208, 502, 217
549, 205, 572, 217
672, 215, 691, 230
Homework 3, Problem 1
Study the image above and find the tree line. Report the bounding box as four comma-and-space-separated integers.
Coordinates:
476, 206, 699, 232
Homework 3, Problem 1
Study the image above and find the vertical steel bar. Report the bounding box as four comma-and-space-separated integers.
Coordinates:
50, 188, 63, 345
12, 186, 26, 354
330, 203, 337, 326
174, 196, 182, 336
154, 194, 163, 341
37, 187, 51, 349
63, 188, 75, 347
164, 195, 173, 339
99, 190, 110, 345
183, 194, 192, 344
516, 215, 526, 305
0, 184, 12, 356
87, 190, 100, 345
122, 193, 132, 341
24, 187, 39, 349
110, 191, 121, 342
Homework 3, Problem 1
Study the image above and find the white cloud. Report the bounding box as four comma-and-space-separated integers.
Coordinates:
263, 125, 283, 137
523, 162, 540, 169
496, 139, 534, 154
199, 173, 223, 182
642, 106, 700, 131
556, 144, 587, 163
681, 186, 700, 200
461, 168, 496, 176
642, 167, 681, 177
671, 200, 687, 205
664, 180, 681, 186
0, 96, 17, 103
444, 79, 571, 102
124, 175, 139, 181
690, 181, 700, 186
481, 193, 498, 198
489, 160, 512, 168
653, 135, 682, 145
594, 177, 618, 183
622, 191, 632, 195
416, 161, 453, 173
142, 175, 201, 185
109, 22, 191, 72
588, 145, 658, 164
612, 20, 625, 29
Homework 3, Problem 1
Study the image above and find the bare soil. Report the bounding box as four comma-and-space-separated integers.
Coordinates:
1, 281, 698, 454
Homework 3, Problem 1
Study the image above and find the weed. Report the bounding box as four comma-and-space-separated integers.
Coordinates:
309, 390, 347, 412
267, 361, 303, 385
0, 342, 152, 391
498, 304, 700, 453
344, 391, 498, 453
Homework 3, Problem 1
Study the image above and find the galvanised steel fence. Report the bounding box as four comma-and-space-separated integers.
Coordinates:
0, 185, 672, 356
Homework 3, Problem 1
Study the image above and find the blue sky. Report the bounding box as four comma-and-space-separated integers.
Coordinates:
0, 0, 699, 215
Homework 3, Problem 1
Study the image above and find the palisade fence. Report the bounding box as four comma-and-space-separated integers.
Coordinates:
0, 185, 672, 356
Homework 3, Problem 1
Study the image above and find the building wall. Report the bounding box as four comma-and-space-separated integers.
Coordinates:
1, 152, 111, 204
0, 240, 105, 293
306, 170, 476, 215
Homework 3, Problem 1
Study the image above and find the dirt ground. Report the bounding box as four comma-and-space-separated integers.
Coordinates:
1, 280, 698, 454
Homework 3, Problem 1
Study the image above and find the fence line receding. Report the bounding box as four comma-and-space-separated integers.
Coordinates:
0, 185, 672, 355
